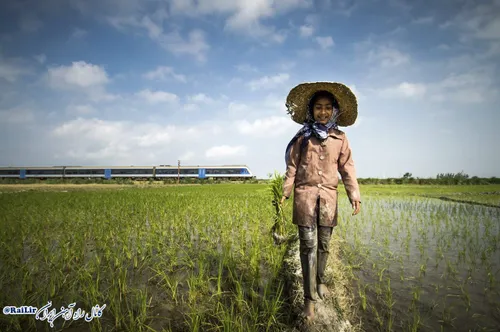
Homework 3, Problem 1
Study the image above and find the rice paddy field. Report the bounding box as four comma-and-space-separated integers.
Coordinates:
0, 183, 499, 332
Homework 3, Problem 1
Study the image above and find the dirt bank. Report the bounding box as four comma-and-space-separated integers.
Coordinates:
280, 235, 360, 332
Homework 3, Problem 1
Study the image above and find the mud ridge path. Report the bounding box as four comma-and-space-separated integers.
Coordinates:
280, 236, 357, 332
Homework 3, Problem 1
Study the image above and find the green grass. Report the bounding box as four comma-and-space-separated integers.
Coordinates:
1, 183, 499, 331
0, 185, 298, 331
348, 184, 500, 196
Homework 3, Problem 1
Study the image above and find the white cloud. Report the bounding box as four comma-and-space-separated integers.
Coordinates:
170, 0, 312, 17
71, 28, 88, 39
169, 0, 311, 42
52, 118, 222, 149
108, 16, 210, 61
51, 118, 133, 160
136, 89, 179, 104
304, 14, 318, 25
235, 64, 259, 73
378, 82, 427, 98
53, 118, 120, 137
262, 94, 285, 112
375, 71, 493, 103
205, 145, 247, 158
412, 16, 434, 24
187, 93, 215, 104
225, 19, 287, 44
436, 72, 486, 90
297, 48, 316, 58
46, 61, 118, 102
443, 1, 500, 41
0, 57, 32, 82
225, 95, 286, 118
34, 54, 46, 64
367, 46, 410, 67
437, 44, 451, 51
47, 61, 109, 88
429, 71, 494, 103
277, 61, 296, 71
143, 66, 187, 82
183, 103, 200, 112
88, 91, 119, 102
66, 104, 96, 115
0, 108, 35, 124
228, 102, 252, 115
299, 25, 314, 37
135, 131, 172, 147
315, 36, 334, 49
320, 0, 358, 16
180, 93, 223, 112
235, 116, 295, 137
19, 14, 43, 32
50, 117, 224, 162
247, 73, 290, 91
160, 29, 210, 62
179, 151, 195, 161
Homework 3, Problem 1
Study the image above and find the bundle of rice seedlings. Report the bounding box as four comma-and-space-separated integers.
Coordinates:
269, 171, 297, 245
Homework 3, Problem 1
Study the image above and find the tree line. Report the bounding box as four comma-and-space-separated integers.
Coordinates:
348, 172, 500, 185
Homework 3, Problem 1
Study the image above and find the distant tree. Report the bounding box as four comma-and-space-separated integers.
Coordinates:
403, 172, 413, 179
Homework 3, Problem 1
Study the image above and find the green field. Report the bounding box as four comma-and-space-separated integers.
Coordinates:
0, 184, 499, 331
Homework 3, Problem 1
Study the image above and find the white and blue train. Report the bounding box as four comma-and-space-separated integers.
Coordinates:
0, 165, 255, 181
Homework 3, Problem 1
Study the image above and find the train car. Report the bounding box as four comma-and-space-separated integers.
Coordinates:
154, 165, 254, 180
203, 165, 253, 180
23, 167, 65, 179
0, 165, 255, 180
64, 166, 106, 178
155, 166, 199, 179
108, 166, 154, 179
0, 167, 21, 178
64, 166, 154, 179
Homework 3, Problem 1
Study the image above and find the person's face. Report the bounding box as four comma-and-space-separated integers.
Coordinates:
313, 97, 333, 125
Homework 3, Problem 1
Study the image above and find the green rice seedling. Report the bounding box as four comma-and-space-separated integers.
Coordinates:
438, 306, 457, 330
2, 184, 499, 332
408, 309, 421, 332
358, 284, 368, 311
268, 171, 290, 245
185, 311, 201, 332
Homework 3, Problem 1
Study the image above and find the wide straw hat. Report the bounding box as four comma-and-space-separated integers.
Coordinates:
285, 82, 358, 126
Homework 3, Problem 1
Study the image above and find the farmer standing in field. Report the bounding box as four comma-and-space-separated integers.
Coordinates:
280, 82, 361, 322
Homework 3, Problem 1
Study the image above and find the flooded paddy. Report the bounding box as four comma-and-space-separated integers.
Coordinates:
2, 183, 500, 331
0, 185, 301, 331
337, 196, 500, 331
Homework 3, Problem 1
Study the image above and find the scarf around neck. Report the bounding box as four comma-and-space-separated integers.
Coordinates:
284, 121, 338, 165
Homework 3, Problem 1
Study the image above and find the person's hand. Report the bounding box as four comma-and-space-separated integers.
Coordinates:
280, 196, 287, 206
352, 201, 361, 216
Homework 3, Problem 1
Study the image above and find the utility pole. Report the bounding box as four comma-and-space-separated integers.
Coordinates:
177, 160, 180, 184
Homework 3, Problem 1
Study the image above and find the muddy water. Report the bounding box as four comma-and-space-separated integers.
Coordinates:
337, 197, 500, 331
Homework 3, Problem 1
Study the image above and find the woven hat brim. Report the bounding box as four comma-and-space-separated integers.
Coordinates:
285, 82, 358, 126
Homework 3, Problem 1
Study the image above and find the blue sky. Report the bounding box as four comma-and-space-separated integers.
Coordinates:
0, 0, 499, 179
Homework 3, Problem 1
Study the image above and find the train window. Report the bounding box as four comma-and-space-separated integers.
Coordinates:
26, 169, 63, 175
111, 169, 153, 175
205, 168, 241, 175
156, 169, 197, 175
179, 169, 198, 175
0, 169, 20, 175
155, 169, 177, 175
65, 169, 104, 175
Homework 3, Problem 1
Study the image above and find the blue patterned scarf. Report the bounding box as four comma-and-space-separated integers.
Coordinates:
285, 120, 338, 165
